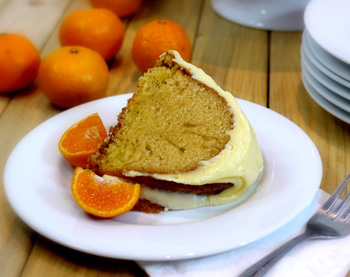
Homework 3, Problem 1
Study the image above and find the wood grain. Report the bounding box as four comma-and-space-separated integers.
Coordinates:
0, 0, 8, 9
192, 0, 268, 106
269, 32, 350, 194
0, 0, 71, 49
0, 1, 73, 275
22, 237, 146, 277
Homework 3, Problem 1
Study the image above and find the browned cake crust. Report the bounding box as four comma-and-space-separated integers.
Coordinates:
130, 180, 233, 213
87, 51, 236, 213
123, 176, 233, 195
132, 198, 165, 213
87, 52, 233, 176
128, 176, 233, 213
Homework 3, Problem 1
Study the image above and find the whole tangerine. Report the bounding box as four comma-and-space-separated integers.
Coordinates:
0, 33, 41, 94
89, 0, 142, 18
37, 46, 109, 109
132, 19, 192, 72
59, 9, 124, 61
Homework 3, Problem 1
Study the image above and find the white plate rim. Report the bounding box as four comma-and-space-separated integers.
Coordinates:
210, 0, 307, 31
301, 39, 350, 101
301, 60, 350, 112
304, 0, 350, 64
4, 94, 322, 261
301, 32, 350, 89
302, 73, 350, 124
303, 30, 350, 81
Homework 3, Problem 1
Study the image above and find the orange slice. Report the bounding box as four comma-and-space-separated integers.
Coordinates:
58, 113, 107, 168
71, 167, 141, 218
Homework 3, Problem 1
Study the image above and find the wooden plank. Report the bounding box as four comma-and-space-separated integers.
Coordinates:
0, 0, 71, 49
0, 1, 74, 276
0, 217, 36, 277
269, 33, 304, 120
0, 95, 11, 118
22, 237, 146, 277
192, 0, 268, 106
39, 0, 98, 58
0, 89, 60, 276
0, 0, 9, 10
269, 32, 350, 194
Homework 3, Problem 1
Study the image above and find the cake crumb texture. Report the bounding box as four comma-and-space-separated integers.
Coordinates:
89, 52, 234, 175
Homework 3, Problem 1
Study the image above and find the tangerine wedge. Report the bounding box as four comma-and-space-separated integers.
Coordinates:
71, 167, 141, 218
58, 113, 108, 168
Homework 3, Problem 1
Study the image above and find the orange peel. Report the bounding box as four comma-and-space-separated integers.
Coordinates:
71, 167, 141, 218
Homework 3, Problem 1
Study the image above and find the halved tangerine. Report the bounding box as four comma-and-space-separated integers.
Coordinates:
71, 167, 141, 218
58, 113, 107, 168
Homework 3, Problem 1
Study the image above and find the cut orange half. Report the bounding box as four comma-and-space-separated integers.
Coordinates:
58, 113, 107, 168
71, 167, 141, 218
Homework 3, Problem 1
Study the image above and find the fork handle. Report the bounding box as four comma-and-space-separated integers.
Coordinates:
238, 231, 312, 277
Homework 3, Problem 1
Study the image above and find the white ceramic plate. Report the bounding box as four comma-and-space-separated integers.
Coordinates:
303, 30, 350, 81
304, 0, 350, 64
301, 33, 350, 89
210, 0, 308, 31
302, 73, 350, 124
301, 59, 350, 112
301, 42, 350, 101
4, 94, 322, 261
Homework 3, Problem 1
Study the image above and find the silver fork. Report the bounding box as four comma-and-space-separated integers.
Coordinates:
239, 172, 350, 277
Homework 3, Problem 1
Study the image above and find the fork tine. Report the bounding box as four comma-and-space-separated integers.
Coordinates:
321, 173, 350, 213
332, 189, 350, 219
340, 204, 350, 222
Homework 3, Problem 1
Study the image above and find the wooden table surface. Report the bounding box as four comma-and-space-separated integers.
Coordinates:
1, 0, 349, 276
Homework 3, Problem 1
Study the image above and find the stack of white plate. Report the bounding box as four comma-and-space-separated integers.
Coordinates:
301, 0, 350, 124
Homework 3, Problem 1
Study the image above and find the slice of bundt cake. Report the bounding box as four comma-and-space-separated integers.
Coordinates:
88, 50, 263, 212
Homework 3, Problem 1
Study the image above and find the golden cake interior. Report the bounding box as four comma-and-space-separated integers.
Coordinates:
89, 52, 234, 176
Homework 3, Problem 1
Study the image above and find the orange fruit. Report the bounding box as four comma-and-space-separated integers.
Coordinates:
132, 19, 192, 72
38, 46, 109, 108
89, 0, 142, 18
71, 167, 141, 218
0, 33, 41, 94
58, 113, 108, 168
59, 9, 124, 61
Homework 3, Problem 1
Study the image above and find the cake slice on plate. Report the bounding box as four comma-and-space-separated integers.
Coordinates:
88, 50, 263, 212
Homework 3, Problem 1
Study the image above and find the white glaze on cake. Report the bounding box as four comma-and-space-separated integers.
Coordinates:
125, 50, 264, 209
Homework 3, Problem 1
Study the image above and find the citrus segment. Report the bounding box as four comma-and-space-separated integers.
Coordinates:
58, 113, 107, 168
71, 167, 141, 218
